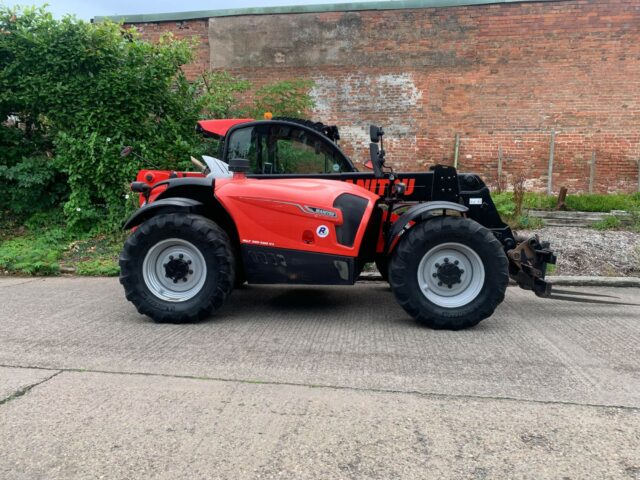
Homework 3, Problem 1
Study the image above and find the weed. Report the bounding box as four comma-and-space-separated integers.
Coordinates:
591, 216, 622, 231
492, 192, 639, 214
0, 211, 124, 276
512, 174, 526, 218
492, 192, 516, 217
0, 228, 66, 275
565, 194, 638, 212
62, 232, 125, 276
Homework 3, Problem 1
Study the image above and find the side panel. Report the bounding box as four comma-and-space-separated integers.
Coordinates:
241, 245, 354, 285
214, 178, 380, 258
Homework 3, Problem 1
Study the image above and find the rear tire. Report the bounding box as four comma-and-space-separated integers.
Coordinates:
389, 216, 508, 330
119, 213, 235, 323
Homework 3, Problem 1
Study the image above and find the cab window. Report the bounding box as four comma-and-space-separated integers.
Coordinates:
225, 124, 351, 174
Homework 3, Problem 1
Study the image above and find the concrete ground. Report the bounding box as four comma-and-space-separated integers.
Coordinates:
0, 277, 639, 479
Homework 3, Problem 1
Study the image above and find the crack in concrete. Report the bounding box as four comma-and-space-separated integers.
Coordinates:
0, 370, 62, 406
0, 278, 41, 289
1, 363, 638, 412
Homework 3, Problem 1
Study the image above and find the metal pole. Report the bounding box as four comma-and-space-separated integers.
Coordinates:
453, 133, 460, 169
589, 150, 596, 194
547, 129, 555, 195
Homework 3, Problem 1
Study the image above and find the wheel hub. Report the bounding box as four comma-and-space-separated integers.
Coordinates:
434, 258, 464, 288
163, 254, 193, 283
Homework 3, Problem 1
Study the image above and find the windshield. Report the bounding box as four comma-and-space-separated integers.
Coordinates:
225, 123, 353, 174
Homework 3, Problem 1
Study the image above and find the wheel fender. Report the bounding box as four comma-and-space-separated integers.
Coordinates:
123, 198, 204, 230
388, 201, 469, 249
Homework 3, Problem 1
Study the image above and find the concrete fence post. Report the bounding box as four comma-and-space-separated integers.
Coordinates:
453, 133, 460, 169
589, 150, 596, 194
547, 129, 555, 195
498, 145, 503, 182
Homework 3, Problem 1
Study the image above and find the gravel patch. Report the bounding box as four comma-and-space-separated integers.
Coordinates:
364, 226, 639, 278
518, 227, 640, 277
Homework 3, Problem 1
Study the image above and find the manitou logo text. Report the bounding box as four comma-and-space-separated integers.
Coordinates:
345, 178, 415, 196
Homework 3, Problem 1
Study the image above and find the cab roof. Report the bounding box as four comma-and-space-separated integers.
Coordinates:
196, 119, 254, 138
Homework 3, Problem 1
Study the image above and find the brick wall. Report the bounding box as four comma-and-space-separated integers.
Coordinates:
129, 0, 640, 193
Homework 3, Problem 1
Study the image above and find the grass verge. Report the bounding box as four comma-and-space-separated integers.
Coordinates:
492, 192, 640, 231
492, 192, 640, 215
0, 212, 124, 276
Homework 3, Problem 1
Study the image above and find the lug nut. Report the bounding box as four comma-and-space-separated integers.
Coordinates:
460, 270, 464, 274
187, 260, 192, 265
169, 255, 174, 260
454, 260, 459, 265
437, 281, 443, 286
188, 270, 193, 275
432, 273, 437, 278
163, 263, 167, 268
435, 263, 440, 268
183, 278, 188, 282
173, 278, 178, 284
448, 284, 452, 289
444, 258, 449, 263
179, 254, 184, 259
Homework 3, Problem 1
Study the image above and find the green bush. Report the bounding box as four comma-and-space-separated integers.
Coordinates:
252, 80, 315, 118
491, 192, 516, 217
1, 6, 205, 230
0, 6, 318, 275
200, 71, 251, 119
0, 119, 68, 217
1, 6, 316, 234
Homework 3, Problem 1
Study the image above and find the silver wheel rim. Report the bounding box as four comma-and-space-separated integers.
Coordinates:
142, 238, 207, 302
417, 242, 485, 308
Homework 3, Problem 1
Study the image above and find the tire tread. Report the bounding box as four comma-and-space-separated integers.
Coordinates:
119, 213, 235, 323
389, 216, 508, 330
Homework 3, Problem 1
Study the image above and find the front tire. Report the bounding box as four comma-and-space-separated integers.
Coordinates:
389, 216, 508, 330
119, 213, 235, 323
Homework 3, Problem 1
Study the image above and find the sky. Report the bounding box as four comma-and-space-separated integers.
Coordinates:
1, 0, 388, 20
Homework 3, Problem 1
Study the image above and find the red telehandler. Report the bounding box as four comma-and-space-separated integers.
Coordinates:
120, 119, 555, 329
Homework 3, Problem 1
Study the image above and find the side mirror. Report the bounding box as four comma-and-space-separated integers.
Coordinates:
369, 125, 384, 143
120, 146, 133, 158
369, 143, 384, 178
